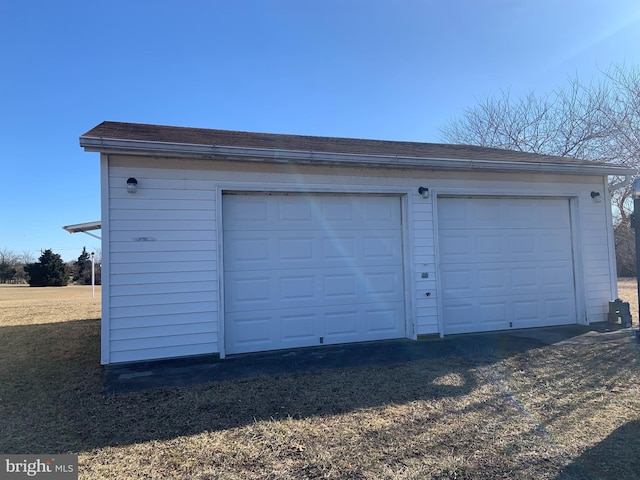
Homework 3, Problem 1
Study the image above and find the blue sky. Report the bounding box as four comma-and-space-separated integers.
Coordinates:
2, 0, 640, 261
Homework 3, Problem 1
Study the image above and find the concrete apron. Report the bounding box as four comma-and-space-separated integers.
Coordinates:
104, 323, 636, 394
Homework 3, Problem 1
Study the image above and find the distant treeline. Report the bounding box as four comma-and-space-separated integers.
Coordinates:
0, 247, 101, 286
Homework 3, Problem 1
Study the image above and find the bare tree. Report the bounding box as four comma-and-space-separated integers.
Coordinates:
0, 248, 19, 265
19, 250, 35, 265
0, 248, 21, 283
441, 78, 617, 158
440, 64, 640, 276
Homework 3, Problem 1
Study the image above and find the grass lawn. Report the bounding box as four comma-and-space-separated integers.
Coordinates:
1, 282, 640, 479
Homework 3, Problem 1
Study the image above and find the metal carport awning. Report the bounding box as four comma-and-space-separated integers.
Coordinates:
62, 221, 102, 240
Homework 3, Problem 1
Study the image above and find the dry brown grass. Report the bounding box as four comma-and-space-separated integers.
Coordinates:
1, 283, 640, 479
0, 284, 101, 326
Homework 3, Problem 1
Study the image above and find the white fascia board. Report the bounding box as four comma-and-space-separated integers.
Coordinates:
79, 136, 636, 176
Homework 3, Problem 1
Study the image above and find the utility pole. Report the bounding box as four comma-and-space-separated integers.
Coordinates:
631, 179, 640, 341
90, 251, 95, 299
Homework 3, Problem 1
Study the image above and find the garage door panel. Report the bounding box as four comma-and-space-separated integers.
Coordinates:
226, 270, 319, 311
228, 313, 276, 350
279, 237, 315, 261
508, 234, 536, 256
362, 196, 399, 222
226, 266, 403, 312
224, 194, 405, 354
477, 234, 503, 255
323, 236, 356, 260
225, 196, 270, 228
545, 297, 574, 323
441, 261, 574, 299
322, 196, 402, 230
438, 198, 507, 229
442, 303, 475, 330
513, 296, 573, 328
320, 197, 373, 229
540, 231, 573, 255
325, 303, 405, 341
281, 313, 318, 341
440, 230, 571, 264
281, 275, 316, 301
511, 267, 538, 289
513, 299, 539, 322
324, 273, 357, 299
225, 236, 271, 267
437, 199, 473, 229
444, 298, 509, 331
231, 276, 272, 305
366, 271, 402, 295
478, 267, 507, 292
225, 230, 402, 271
325, 310, 359, 337
363, 234, 400, 259
437, 233, 470, 258
278, 197, 314, 222
439, 197, 572, 230
441, 240, 571, 268
440, 268, 473, 297
366, 305, 405, 333
439, 197, 576, 334
364, 269, 404, 301
227, 303, 405, 354
226, 310, 320, 354
226, 195, 401, 231
445, 293, 576, 334
537, 202, 571, 227
542, 263, 574, 288
479, 301, 507, 325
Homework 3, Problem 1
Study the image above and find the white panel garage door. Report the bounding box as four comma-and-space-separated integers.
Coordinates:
223, 193, 406, 354
438, 197, 577, 335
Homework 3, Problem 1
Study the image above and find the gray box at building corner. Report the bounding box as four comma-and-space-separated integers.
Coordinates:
1, 454, 78, 479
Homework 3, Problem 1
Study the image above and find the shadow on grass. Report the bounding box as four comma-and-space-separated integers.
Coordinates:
0, 318, 623, 458
492, 331, 640, 430
556, 420, 640, 480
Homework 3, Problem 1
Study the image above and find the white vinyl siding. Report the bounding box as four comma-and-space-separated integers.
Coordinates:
582, 200, 618, 323
101, 155, 617, 363
411, 195, 438, 333
106, 166, 219, 363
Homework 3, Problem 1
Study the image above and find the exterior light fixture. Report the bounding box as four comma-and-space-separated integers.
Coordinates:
126, 177, 138, 194
418, 186, 430, 199
590, 191, 602, 202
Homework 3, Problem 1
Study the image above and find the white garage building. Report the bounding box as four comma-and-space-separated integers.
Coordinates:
80, 121, 634, 365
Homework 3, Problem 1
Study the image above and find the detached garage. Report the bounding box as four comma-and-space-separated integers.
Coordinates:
80, 121, 633, 365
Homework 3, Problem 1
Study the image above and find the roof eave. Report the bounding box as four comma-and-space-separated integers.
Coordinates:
62, 221, 102, 234
79, 136, 636, 176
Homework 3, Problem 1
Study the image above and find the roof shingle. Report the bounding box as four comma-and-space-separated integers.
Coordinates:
80, 121, 631, 172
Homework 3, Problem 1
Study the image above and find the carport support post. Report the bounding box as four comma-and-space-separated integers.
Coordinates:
631, 179, 640, 341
